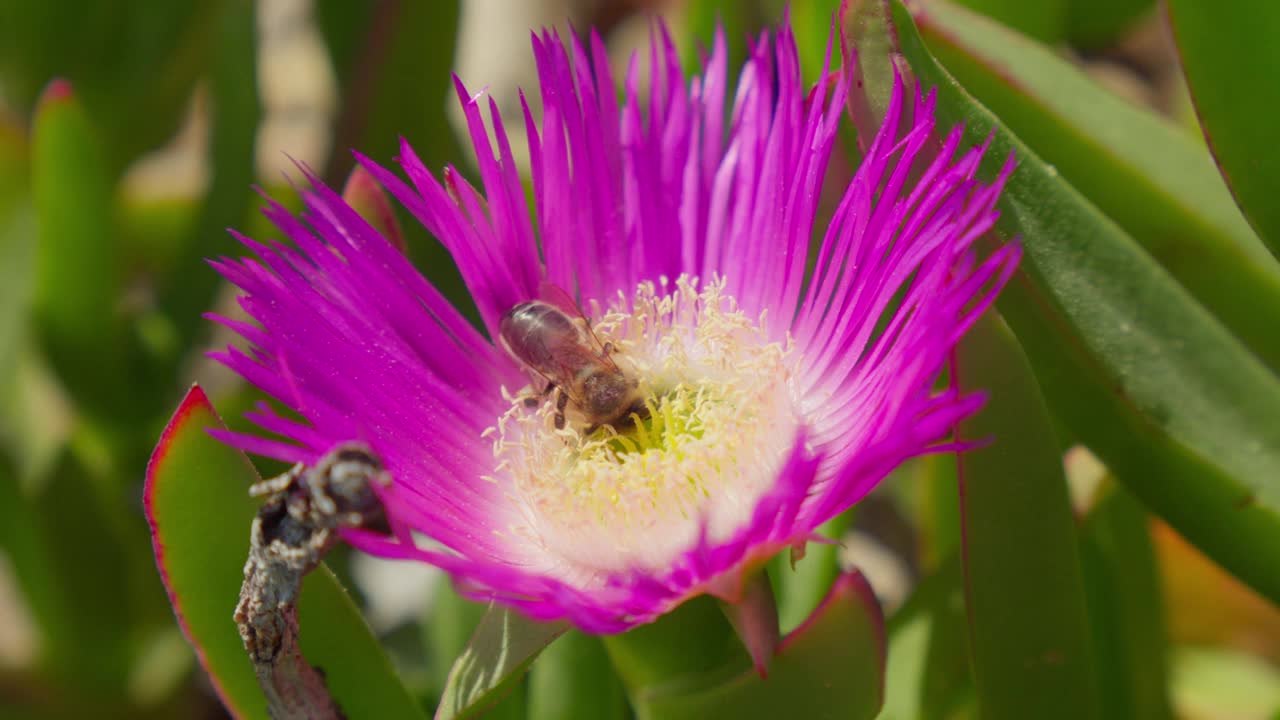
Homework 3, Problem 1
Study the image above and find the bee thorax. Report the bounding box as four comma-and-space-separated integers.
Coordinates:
581, 370, 638, 420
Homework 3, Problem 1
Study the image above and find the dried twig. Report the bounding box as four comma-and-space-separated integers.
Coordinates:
235, 443, 391, 720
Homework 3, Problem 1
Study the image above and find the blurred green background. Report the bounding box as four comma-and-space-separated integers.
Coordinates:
0, 0, 1277, 718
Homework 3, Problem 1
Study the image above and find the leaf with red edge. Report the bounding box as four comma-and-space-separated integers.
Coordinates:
145, 384, 425, 720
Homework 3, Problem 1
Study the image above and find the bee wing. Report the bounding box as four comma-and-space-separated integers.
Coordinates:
537, 282, 583, 317
538, 282, 619, 368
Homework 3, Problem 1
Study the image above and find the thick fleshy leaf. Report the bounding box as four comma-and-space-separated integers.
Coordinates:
426, 584, 490, 697
914, 0, 1280, 370
314, 0, 460, 185
956, 314, 1100, 720
0, 0, 223, 170
435, 604, 568, 720
528, 631, 628, 720
0, 117, 32, 424
30, 79, 125, 416
1166, 0, 1280, 260
159, 0, 260, 356
1064, 0, 1154, 49
684, 0, 755, 77
0, 447, 131, 699
860, 0, 1280, 605
145, 385, 426, 720
629, 573, 885, 720
314, 0, 474, 317
881, 557, 970, 720
946, 0, 1066, 42
771, 510, 855, 633
604, 595, 740, 693
1080, 484, 1175, 720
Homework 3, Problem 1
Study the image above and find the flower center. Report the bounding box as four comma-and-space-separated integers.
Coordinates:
489, 277, 801, 577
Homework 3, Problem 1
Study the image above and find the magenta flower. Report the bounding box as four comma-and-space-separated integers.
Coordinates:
209, 20, 1019, 633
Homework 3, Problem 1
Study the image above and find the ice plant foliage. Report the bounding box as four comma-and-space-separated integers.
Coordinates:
208, 20, 1020, 632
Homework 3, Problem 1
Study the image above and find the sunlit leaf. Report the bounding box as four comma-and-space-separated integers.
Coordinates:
857, 0, 1280, 606
915, 0, 1280, 370
145, 385, 426, 720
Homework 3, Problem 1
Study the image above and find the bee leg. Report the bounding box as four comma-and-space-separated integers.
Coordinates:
554, 389, 569, 430
602, 341, 614, 355
520, 381, 556, 408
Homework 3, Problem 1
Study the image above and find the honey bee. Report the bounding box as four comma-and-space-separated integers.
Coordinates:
499, 298, 646, 432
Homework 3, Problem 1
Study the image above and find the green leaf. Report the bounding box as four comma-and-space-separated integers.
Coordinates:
294, 569, 430, 720
1080, 484, 1174, 720
30, 79, 126, 417
159, 0, 260, 356
426, 584, 490, 696
423, 583, 534, 720
874, 0, 1280, 605
955, 314, 1100, 720
145, 385, 426, 720
915, 0, 1280, 370
1167, 0, 1280, 260
0, 0, 222, 170
0, 0, 225, 171
528, 631, 628, 720
771, 510, 854, 634
1063, 0, 1154, 49
945, 0, 1066, 43
786, 0, 841, 83
435, 604, 568, 720
1, 447, 131, 697
604, 594, 741, 694
314, 0, 461, 185
903, 453, 961, 574
683, 0, 760, 77
314, 0, 476, 321
0, 117, 33, 427
629, 573, 885, 720
881, 557, 971, 720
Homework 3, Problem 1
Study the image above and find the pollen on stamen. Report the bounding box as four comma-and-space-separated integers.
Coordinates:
488, 276, 804, 575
